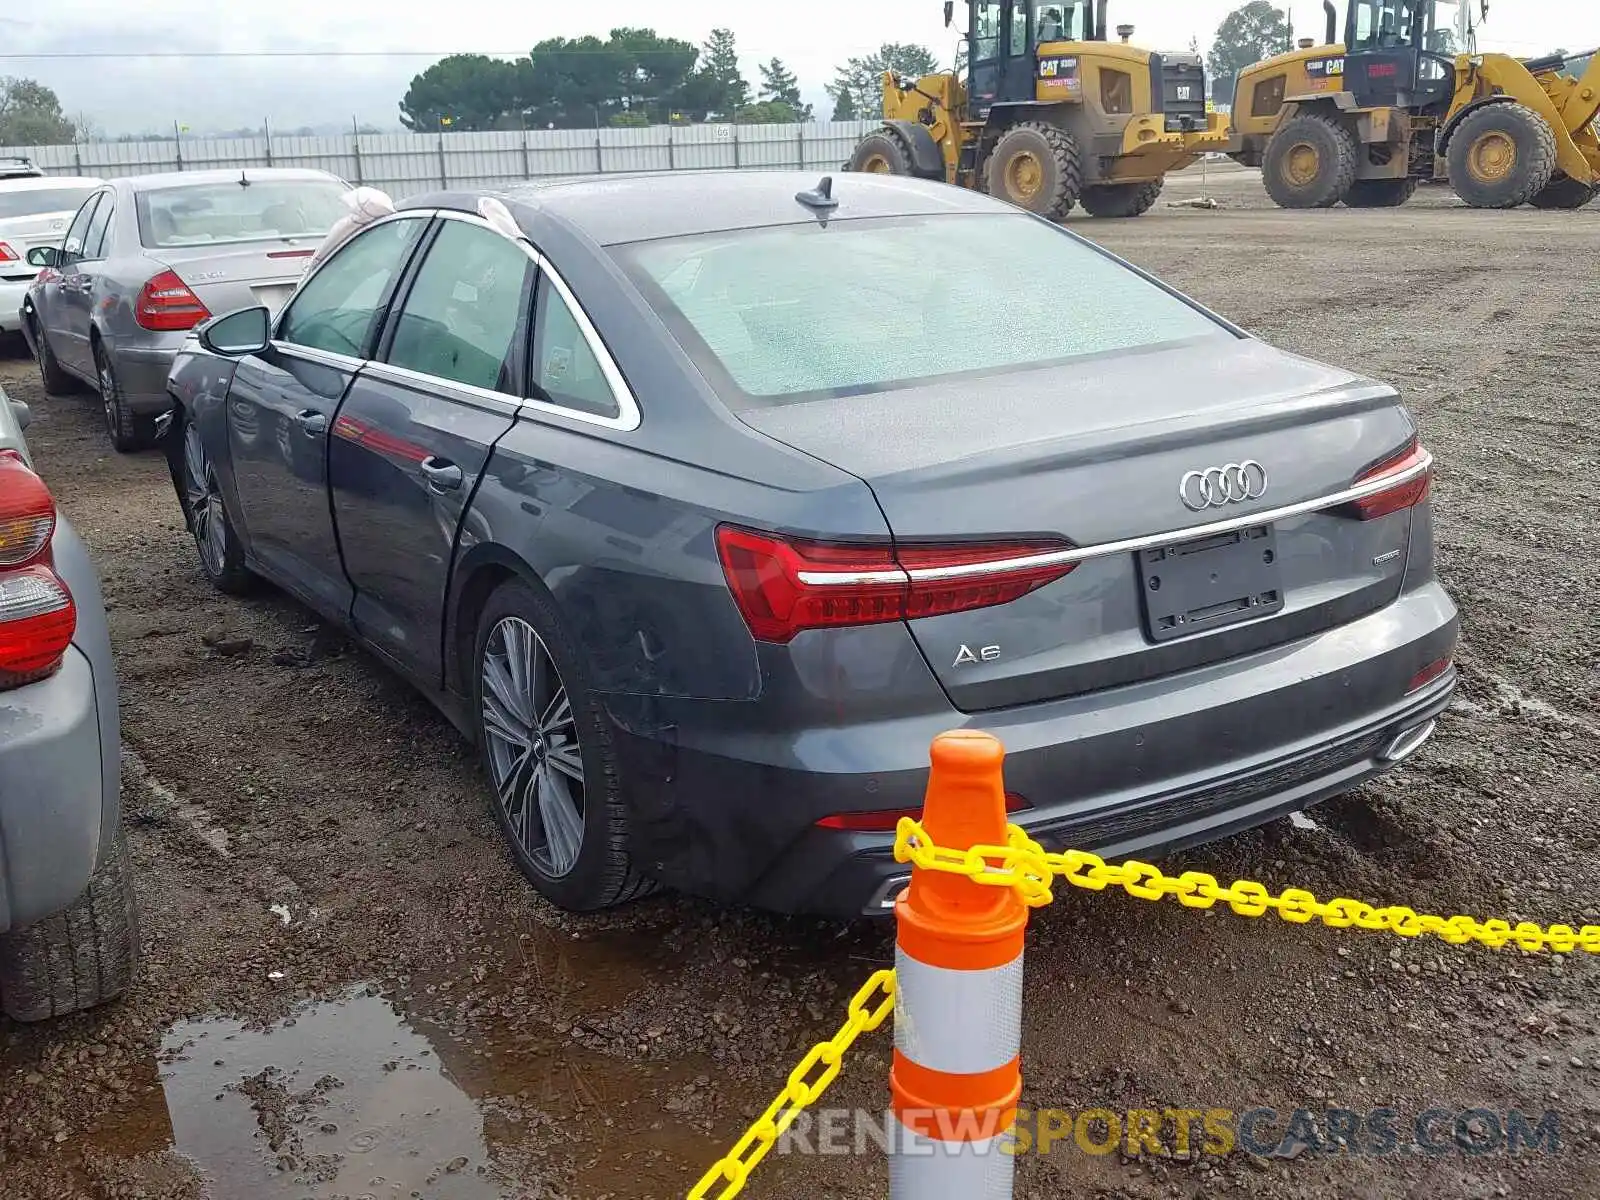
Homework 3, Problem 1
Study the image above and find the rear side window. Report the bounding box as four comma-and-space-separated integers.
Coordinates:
531, 276, 620, 420
278, 216, 426, 358
137, 179, 348, 249
386, 219, 534, 393
0, 186, 99, 220
614, 213, 1227, 406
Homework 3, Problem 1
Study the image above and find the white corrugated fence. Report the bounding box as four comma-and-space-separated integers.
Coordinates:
0, 122, 883, 199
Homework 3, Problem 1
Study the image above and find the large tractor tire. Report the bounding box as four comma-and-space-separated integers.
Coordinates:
848, 129, 914, 175
1080, 179, 1164, 218
1529, 174, 1598, 210
986, 122, 1082, 220
1447, 102, 1556, 208
1344, 178, 1418, 208
1262, 113, 1359, 209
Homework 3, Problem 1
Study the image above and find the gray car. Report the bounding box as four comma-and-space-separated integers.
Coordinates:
163, 171, 1459, 917
18, 168, 349, 452
0, 385, 137, 1020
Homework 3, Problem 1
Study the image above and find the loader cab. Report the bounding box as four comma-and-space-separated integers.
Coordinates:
967, 0, 1097, 116
1344, 0, 1460, 112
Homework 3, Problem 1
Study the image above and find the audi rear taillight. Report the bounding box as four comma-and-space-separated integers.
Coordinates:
135, 269, 211, 332
715, 526, 1076, 644
1350, 437, 1433, 521
0, 451, 74, 689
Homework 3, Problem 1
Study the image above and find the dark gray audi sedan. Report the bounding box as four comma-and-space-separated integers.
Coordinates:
162, 171, 1458, 916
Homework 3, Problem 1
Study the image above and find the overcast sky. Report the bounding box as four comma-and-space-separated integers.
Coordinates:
4, 1, 1596, 135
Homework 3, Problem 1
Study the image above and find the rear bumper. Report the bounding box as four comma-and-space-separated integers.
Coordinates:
110, 340, 181, 415
608, 582, 1459, 917
0, 647, 110, 931
0, 279, 29, 332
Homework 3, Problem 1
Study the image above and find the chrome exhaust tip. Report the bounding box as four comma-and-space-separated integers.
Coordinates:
1379, 718, 1438, 764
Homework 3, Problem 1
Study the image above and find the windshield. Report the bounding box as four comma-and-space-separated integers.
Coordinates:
0, 186, 99, 221
136, 179, 348, 249
1352, 0, 1460, 52
613, 214, 1228, 407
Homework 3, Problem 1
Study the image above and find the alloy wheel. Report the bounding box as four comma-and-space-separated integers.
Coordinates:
182, 424, 228, 578
481, 616, 586, 878
97, 354, 119, 440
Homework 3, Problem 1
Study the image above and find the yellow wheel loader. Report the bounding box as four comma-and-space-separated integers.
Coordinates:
1228, 0, 1600, 210
848, 1, 1230, 220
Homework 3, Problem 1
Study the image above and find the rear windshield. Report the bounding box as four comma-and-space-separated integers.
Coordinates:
0, 186, 99, 220
136, 179, 348, 249
612, 213, 1228, 406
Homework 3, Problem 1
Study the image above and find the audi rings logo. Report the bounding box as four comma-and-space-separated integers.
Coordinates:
1179, 461, 1268, 511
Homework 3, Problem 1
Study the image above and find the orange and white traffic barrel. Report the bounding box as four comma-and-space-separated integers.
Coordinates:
889, 730, 1026, 1198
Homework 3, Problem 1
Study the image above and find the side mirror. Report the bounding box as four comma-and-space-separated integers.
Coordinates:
25, 246, 57, 268
944, 0, 954, 26
198, 306, 271, 357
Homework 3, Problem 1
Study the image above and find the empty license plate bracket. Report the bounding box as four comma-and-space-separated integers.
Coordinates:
1138, 526, 1283, 642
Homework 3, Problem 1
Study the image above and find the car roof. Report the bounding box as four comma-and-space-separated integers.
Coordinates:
422, 171, 1016, 248
110, 167, 346, 192
0, 174, 104, 191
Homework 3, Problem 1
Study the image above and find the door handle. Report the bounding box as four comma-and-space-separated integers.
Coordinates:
420, 457, 464, 492
295, 409, 327, 435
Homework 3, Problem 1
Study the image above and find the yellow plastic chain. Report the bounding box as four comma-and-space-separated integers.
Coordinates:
687, 968, 896, 1200
894, 819, 1600, 954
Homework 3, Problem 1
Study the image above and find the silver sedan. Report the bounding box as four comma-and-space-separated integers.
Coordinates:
19, 168, 350, 451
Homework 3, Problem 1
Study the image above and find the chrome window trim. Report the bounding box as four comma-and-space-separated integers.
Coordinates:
795, 451, 1435, 586
269, 342, 365, 372
360, 359, 523, 412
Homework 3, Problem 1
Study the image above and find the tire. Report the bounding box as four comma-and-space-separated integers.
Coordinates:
1263, 113, 1359, 208
473, 578, 654, 912
1344, 178, 1418, 208
986, 122, 1082, 219
1529, 174, 1598, 210
0, 836, 140, 1023
168, 410, 255, 595
1447, 102, 1557, 209
848, 130, 913, 175
1080, 179, 1165, 218
29, 315, 75, 396
94, 340, 156, 453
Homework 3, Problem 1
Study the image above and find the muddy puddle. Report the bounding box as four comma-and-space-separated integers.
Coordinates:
131, 985, 742, 1199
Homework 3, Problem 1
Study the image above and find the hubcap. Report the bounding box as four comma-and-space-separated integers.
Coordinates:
482, 617, 585, 878
1469, 131, 1516, 183
183, 425, 228, 577
1286, 142, 1322, 187
1005, 149, 1045, 201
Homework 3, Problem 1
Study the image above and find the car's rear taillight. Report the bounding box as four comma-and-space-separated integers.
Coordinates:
1350, 437, 1433, 521
715, 526, 1075, 644
135, 269, 211, 331
0, 241, 17, 264
0, 452, 74, 689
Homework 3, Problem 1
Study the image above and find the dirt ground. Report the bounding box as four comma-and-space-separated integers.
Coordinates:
2, 164, 1598, 1200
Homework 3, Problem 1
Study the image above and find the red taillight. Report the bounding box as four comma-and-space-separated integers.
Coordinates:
135, 269, 211, 332
715, 526, 1076, 644
0, 241, 17, 263
1406, 657, 1452, 694
0, 567, 76, 687
817, 793, 1032, 832
1350, 437, 1433, 521
0, 450, 56, 567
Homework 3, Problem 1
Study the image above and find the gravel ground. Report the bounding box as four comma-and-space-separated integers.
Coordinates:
2, 165, 1598, 1199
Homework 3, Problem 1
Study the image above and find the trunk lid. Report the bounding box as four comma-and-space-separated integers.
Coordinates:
156, 242, 320, 316
738, 337, 1421, 711
0, 213, 77, 279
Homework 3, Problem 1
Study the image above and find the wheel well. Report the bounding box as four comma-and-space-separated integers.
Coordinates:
448, 550, 558, 711
1439, 95, 1521, 154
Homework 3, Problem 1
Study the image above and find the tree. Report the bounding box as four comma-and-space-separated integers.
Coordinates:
1207, 2, 1289, 104
758, 57, 811, 120
399, 54, 523, 131
826, 44, 940, 123
680, 28, 750, 120
0, 77, 75, 145
736, 100, 804, 124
